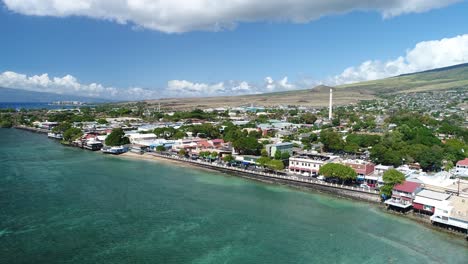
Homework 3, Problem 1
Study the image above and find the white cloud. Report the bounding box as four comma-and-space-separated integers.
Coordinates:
264, 76, 296, 91
0, 71, 158, 100
2, 0, 460, 33
166, 80, 225, 96
330, 34, 468, 85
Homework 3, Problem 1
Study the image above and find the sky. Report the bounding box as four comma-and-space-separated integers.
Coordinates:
1, 0, 468, 100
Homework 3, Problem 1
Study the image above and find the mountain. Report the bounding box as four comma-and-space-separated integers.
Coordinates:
338, 62, 468, 94
143, 63, 468, 110
0, 87, 110, 103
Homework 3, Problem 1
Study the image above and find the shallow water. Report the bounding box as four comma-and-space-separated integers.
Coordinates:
0, 129, 466, 263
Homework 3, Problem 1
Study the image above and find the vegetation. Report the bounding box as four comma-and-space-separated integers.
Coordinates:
380, 169, 406, 197
105, 128, 130, 146
319, 163, 357, 183
63, 127, 83, 142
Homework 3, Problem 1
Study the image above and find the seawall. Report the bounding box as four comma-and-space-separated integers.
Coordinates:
146, 153, 381, 203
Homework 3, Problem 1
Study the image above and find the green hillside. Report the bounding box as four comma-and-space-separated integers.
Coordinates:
338, 63, 468, 95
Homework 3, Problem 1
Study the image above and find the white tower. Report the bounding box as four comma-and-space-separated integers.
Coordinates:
328, 88, 333, 120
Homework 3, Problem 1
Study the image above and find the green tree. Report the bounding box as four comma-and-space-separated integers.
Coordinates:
156, 145, 166, 152
233, 137, 262, 155
266, 159, 285, 171
274, 150, 282, 160
381, 169, 405, 197
105, 128, 130, 146
257, 156, 271, 167
63, 127, 83, 142
97, 118, 108, 124
178, 149, 187, 156
319, 129, 344, 152
281, 151, 290, 160
223, 154, 235, 163
319, 163, 357, 183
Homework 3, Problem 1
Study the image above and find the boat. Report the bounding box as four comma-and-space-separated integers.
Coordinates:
47, 132, 63, 139
101, 146, 128, 155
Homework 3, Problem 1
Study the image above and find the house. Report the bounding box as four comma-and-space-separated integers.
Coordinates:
384, 181, 422, 212
341, 159, 375, 177
289, 154, 338, 177
455, 158, 468, 177
430, 195, 468, 232
413, 189, 451, 215
265, 142, 294, 158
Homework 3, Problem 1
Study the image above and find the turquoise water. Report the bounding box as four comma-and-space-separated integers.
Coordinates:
0, 129, 466, 263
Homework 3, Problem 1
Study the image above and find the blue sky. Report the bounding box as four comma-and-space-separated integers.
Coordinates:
1, 0, 468, 100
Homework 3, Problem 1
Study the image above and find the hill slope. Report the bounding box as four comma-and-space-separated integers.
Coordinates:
338, 63, 468, 94
144, 63, 468, 110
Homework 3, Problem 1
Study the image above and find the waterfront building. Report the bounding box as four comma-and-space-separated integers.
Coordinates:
384, 181, 422, 212
341, 159, 375, 177
265, 142, 294, 158
455, 158, 468, 177
413, 189, 451, 215
430, 195, 468, 232
289, 154, 338, 177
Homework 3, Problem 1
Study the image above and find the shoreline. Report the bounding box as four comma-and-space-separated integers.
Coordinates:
13, 127, 468, 240
117, 151, 468, 241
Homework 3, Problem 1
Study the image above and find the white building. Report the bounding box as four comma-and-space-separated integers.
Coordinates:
430, 195, 468, 231
289, 154, 338, 177
455, 158, 468, 177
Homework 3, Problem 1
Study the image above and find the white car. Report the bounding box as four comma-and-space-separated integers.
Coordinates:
317, 175, 325, 181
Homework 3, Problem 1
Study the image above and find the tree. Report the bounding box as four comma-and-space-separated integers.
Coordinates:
178, 149, 187, 156
223, 154, 235, 163
274, 150, 282, 160
63, 127, 83, 142
257, 157, 271, 167
156, 145, 166, 152
233, 136, 262, 155
97, 118, 108, 124
300, 112, 317, 124
52, 122, 71, 133
261, 148, 268, 157
281, 152, 290, 160
319, 163, 357, 183
266, 160, 285, 171
319, 129, 344, 152
381, 169, 405, 197
105, 128, 130, 146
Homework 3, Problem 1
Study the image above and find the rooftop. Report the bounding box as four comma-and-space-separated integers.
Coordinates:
393, 181, 421, 193
415, 189, 451, 201
456, 158, 468, 166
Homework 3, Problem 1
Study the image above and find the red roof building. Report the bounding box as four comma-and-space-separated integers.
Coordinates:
393, 181, 421, 193
385, 181, 422, 211
456, 158, 468, 167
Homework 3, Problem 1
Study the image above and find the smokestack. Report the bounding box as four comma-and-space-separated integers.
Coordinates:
329, 88, 333, 120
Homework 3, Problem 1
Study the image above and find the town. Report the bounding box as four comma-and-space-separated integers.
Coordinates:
2, 87, 468, 237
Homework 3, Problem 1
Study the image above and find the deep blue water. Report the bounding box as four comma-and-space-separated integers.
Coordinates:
0, 128, 467, 263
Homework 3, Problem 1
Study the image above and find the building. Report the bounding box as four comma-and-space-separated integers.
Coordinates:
265, 142, 294, 158
455, 158, 468, 177
341, 159, 375, 177
384, 181, 422, 212
289, 154, 337, 177
413, 189, 451, 215
430, 195, 468, 232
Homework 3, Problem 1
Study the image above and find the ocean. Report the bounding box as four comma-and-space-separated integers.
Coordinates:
0, 102, 90, 110
0, 128, 466, 263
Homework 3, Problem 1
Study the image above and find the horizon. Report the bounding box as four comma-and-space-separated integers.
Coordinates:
1, 0, 468, 100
